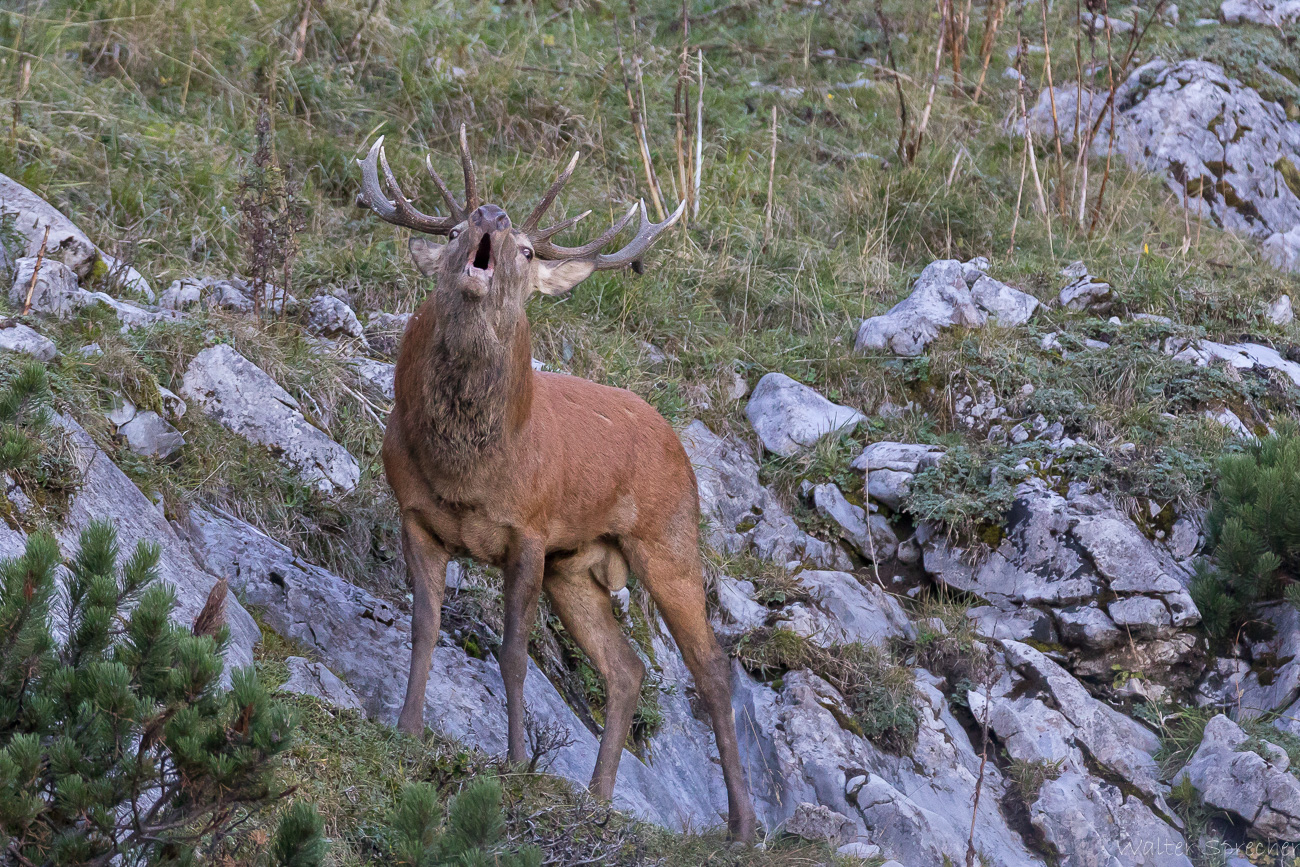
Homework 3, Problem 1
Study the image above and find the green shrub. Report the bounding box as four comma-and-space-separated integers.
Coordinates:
1191, 424, 1300, 638
905, 446, 1018, 542
0, 361, 77, 524
733, 627, 920, 753
0, 521, 296, 864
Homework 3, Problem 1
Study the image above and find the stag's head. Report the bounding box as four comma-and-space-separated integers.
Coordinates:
356, 126, 682, 328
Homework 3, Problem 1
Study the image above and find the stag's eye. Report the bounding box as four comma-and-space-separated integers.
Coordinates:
449, 229, 461, 241
521, 248, 534, 261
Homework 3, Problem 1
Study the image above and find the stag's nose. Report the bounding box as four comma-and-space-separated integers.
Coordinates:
471, 204, 511, 232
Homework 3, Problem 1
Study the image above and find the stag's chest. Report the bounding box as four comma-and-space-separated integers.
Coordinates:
421, 487, 517, 566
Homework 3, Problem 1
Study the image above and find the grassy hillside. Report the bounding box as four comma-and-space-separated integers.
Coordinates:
3, 0, 1300, 861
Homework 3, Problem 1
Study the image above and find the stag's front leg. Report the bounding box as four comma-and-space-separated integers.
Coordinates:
398, 515, 450, 735
501, 535, 546, 764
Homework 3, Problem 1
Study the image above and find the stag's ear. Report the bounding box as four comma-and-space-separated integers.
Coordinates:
409, 237, 446, 277
534, 259, 596, 296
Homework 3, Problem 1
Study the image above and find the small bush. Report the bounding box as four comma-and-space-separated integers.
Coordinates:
733, 627, 920, 753
905, 446, 1017, 542
1191, 424, 1300, 638
385, 777, 541, 867
1004, 757, 1064, 805
0, 521, 297, 864
0, 361, 77, 524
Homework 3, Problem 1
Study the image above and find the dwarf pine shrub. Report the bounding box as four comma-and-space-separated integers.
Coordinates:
0, 521, 296, 865
272, 776, 540, 867
1192, 424, 1300, 638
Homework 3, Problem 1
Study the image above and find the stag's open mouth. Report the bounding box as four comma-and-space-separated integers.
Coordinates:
471, 234, 493, 276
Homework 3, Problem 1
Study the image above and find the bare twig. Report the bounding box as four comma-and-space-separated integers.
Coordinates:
1088, 5, 1119, 235
966, 677, 993, 867
874, 0, 911, 164
22, 225, 49, 316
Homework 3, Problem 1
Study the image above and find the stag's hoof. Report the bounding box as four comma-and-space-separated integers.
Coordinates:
396, 711, 425, 736
727, 813, 758, 845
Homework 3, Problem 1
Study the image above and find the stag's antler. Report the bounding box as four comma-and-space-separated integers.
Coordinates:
527, 152, 684, 271
355, 125, 483, 234
357, 129, 685, 268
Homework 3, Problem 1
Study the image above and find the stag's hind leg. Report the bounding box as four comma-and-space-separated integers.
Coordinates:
545, 547, 644, 800
622, 534, 758, 843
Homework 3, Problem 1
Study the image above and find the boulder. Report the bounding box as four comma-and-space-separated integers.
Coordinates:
1220, 0, 1300, 25
180, 345, 360, 495
350, 357, 396, 400
116, 410, 185, 459
306, 293, 366, 341
999, 640, 1166, 800
1171, 338, 1300, 387
99, 253, 154, 301
11, 257, 179, 331
713, 575, 769, 635
1025, 60, 1300, 272
852, 441, 945, 474
52, 415, 258, 672
0, 322, 57, 362
1175, 714, 1300, 840
784, 802, 854, 845
782, 570, 914, 648
10, 257, 82, 316
811, 483, 898, 561
183, 506, 726, 831
1268, 294, 1294, 326
1235, 603, 1300, 717
970, 275, 1038, 326
923, 481, 1199, 652
855, 260, 986, 356
744, 373, 864, 456
679, 421, 851, 569
0, 173, 100, 280
1031, 772, 1192, 867
365, 311, 413, 357
281, 657, 365, 712
865, 468, 912, 511
733, 665, 1044, 866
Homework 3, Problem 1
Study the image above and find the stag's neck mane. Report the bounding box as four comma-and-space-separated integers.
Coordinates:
396, 309, 534, 478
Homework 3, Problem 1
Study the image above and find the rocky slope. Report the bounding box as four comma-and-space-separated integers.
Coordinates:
8, 171, 1300, 865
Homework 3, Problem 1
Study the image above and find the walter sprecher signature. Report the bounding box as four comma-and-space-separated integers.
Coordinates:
1120, 838, 1300, 864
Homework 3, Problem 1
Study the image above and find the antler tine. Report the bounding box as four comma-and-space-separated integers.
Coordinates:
533, 202, 639, 260
355, 137, 459, 234
531, 210, 591, 243
591, 199, 686, 271
459, 124, 480, 211
522, 152, 582, 232
424, 155, 466, 222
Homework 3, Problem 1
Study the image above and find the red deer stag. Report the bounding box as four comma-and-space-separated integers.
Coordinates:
355, 127, 756, 841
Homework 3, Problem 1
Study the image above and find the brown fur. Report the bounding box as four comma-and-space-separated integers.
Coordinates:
382, 203, 756, 842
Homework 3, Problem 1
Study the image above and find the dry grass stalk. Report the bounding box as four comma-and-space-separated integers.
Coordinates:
908, 0, 948, 164
674, 0, 693, 223
763, 105, 777, 248
693, 49, 704, 219
971, 0, 1007, 104
22, 225, 49, 316
1039, 0, 1067, 218
615, 20, 667, 221
290, 1, 313, 64
1088, 9, 1120, 236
